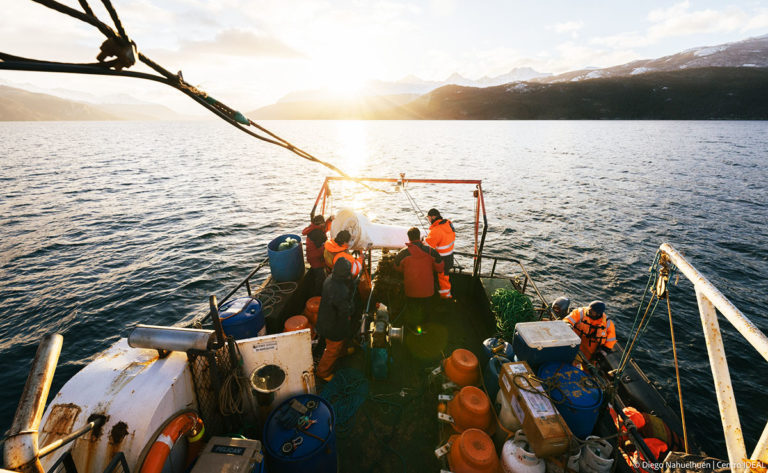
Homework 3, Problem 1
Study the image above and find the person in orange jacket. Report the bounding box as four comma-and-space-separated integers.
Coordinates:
323, 230, 362, 277
621, 407, 684, 453
424, 208, 455, 299
565, 300, 617, 360
609, 405, 683, 468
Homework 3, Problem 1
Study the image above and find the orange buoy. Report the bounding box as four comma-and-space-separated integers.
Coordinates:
448, 429, 500, 473
303, 296, 321, 326
284, 315, 311, 332
443, 349, 480, 387
140, 412, 204, 473
447, 386, 494, 434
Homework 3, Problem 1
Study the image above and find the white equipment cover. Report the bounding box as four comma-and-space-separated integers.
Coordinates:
330, 208, 419, 250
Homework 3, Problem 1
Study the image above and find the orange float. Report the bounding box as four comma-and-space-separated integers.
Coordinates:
444, 349, 480, 387
284, 315, 311, 333
448, 428, 500, 473
303, 296, 321, 326
140, 412, 204, 473
446, 386, 494, 434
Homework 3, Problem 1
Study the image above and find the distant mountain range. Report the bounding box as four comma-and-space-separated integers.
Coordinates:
0, 85, 184, 121
247, 34, 768, 120
276, 67, 550, 103
2, 34, 767, 121
403, 67, 768, 119
533, 33, 768, 83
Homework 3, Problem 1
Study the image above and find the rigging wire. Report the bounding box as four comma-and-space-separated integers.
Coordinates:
613, 251, 662, 385
613, 250, 690, 457
659, 254, 690, 453
402, 186, 428, 234
2, 0, 390, 194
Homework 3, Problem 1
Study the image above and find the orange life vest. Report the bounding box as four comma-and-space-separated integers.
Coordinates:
608, 406, 673, 472
565, 307, 616, 359
323, 240, 362, 276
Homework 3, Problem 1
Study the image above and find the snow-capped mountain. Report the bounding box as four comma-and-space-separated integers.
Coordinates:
277, 68, 552, 103
536, 34, 768, 83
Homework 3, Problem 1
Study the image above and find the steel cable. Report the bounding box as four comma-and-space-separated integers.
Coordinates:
4, 0, 391, 194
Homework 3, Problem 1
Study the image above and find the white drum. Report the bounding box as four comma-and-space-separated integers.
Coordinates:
330, 208, 417, 250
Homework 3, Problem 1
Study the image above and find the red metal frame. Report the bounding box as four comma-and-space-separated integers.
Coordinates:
310, 176, 488, 274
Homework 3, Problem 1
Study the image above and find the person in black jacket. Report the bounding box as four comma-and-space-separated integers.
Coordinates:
315, 257, 354, 381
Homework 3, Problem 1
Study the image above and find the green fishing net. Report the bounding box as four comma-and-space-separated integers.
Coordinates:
491, 288, 535, 340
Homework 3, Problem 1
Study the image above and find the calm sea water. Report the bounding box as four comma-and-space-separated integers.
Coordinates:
1, 120, 767, 458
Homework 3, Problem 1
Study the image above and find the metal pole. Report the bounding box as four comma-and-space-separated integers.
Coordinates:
210, 295, 226, 349
696, 288, 747, 472
751, 422, 768, 464
661, 243, 768, 361
38, 417, 105, 458
3, 334, 63, 473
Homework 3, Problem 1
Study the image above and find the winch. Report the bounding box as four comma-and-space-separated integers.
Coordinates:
360, 304, 404, 379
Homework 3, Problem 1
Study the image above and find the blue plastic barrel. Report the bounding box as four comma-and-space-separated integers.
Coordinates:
483, 355, 510, 401
267, 234, 305, 282
219, 297, 264, 340
263, 394, 337, 473
537, 362, 603, 439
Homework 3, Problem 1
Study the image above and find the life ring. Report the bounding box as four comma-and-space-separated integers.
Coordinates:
140, 412, 204, 473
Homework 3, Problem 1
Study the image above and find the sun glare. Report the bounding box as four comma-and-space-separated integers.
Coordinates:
337, 121, 368, 176
326, 75, 366, 97
315, 59, 369, 99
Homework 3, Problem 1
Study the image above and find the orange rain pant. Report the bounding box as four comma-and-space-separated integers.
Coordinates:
317, 339, 346, 379
437, 272, 452, 299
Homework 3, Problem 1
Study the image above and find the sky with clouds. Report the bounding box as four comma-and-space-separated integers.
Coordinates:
2, 0, 767, 113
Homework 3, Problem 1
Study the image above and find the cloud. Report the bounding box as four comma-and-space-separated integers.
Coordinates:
743, 11, 768, 32
0, 2, 101, 61
549, 42, 639, 72
550, 21, 584, 35
430, 0, 457, 16
591, 1, 767, 49
647, 1, 748, 38
177, 29, 305, 58
589, 32, 652, 49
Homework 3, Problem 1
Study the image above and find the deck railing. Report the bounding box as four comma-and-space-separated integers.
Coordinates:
454, 250, 553, 316
660, 243, 768, 473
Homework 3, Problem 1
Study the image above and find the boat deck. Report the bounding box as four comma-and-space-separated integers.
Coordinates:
220, 266, 690, 473
320, 274, 499, 473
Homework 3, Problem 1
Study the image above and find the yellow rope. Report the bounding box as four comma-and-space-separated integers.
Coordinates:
666, 294, 690, 453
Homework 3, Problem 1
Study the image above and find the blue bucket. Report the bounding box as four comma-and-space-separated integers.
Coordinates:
263, 394, 337, 473
483, 355, 510, 401
537, 362, 603, 439
268, 234, 305, 282
219, 297, 264, 340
